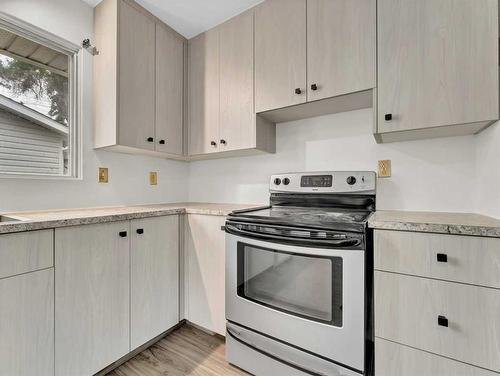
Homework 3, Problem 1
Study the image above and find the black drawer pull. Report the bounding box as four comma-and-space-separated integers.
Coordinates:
436, 253, 448, 263
295, 88, 302, 95
385, 113, 392, 121
220, 139, 227, 145
438, 315, 448, 327
119, 231, 127, 238
310, 83, 318, 91
147, 137, 154, 142
136, 228, 144, 235
159, 139, 165, 145
210, 141, 217, 146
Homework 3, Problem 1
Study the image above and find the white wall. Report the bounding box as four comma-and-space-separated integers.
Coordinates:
476, 121, 500, 218
0, 0, 190, 212
188, 108, 498, 217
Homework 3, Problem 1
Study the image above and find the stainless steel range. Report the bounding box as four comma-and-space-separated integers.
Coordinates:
224, 171, 376, 376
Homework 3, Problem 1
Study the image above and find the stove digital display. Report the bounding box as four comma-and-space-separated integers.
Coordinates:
300, 175, 333, 187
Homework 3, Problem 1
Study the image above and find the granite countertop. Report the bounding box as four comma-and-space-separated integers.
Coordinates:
368, 210, 500, 238
0, 202, 264, 234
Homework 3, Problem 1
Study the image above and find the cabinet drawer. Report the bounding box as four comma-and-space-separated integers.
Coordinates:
374, 230, 500, 288
375, 271, 500, 372
0, 230, 53, 279
375, 338, 497, 376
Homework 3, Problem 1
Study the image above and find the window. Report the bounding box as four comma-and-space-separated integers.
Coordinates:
0, 15, 80, 178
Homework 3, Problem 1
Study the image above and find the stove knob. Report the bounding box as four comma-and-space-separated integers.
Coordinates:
283, 178, 290, 185
346, 176, 357, 185
274, 178, 282, 185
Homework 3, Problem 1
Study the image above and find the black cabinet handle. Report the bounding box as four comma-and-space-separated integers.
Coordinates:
147, 137, 154, 142
295, 88, 302, 95
220, 139, 226, 145
136, 228, 144, 235
438, 315, 449, 327
210, 141, 217, 146
436, 253, 448, 263
119, 231, 127, 238
159, 139, 165, 145
311, 84, 318, 91
385, 114, 392, 121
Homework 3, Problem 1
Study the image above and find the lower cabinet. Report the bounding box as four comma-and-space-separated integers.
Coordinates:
55, 215, 180, 376
183, 214, 226, 335
55, 221, 131, 376
131, 216, 179, 349
0, 269, 54, 376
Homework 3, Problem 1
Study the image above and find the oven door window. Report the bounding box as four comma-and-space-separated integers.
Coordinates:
237, 242, 343, 326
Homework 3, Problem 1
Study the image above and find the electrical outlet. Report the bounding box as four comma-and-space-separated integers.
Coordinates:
98, 167, 108, 183
149, 171, 158, 185
378, 160, 391, 178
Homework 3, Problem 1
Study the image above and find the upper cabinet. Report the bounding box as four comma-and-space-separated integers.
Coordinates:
254, 0, 376, 123
188, 10, 275, 157
94, 0, 186, 158
255, 0, 307, 113
375, 0, 499, 142
188, 28, 220, 155
307, 0, 376, 101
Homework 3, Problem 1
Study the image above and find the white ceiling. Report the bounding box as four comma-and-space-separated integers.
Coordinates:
83, 0, 264, 38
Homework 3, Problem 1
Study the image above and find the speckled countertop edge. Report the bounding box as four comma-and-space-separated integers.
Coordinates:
368, 210, 500, 238
0, 203, 264, 234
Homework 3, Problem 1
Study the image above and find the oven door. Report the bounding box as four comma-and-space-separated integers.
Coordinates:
225, 226, 365, 373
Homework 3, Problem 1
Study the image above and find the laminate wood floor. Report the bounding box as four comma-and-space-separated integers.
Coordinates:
106, 325, 249, 376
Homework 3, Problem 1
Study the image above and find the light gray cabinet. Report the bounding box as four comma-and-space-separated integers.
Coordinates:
94, 0, 186, 158
131, 216, 179, 349
307, 0, 376, 101
156, 23, 184, 155
0, 269, 54, 376
55, 221, 131, 376
188, 28, 220, 155
183, 214, 226, 335
375, 0, 499, 142
255, 0, 307, 113
188, 11, 275, 158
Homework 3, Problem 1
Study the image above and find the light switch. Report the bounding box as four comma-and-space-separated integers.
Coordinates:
149, 171, 158, 185
98, 167, 108, 183
378, 160, 391, 178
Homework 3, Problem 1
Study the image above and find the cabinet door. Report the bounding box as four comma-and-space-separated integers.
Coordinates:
219, 10, 255, 151
255, 0, 307, 113
118, 0, 156, 150
377, 0, 499, 133
0, 269, 54, 376
55, 222, 130, 376
307, 0, 376, 101
188, 29, 220, 155
156, 24, 184, 155
184, 215, 226, 335
131, 216, 179, 349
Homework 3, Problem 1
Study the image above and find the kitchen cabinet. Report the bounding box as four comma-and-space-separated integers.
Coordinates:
188, 11, 275, 158
0, 269, 54, 376
307, 0, 376, 101
188, 28, 220, 155
55, 221, 131, 376
94, 0, 186, 158
375, 229, 500, 374
375, 0, 499, 142
255, 0, 307, 113
156, 23, 185, 155
130, 216, 179, 350
254, 0, 375, 124
183, 214, 226, 335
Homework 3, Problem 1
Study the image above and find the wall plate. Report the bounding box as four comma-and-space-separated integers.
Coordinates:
149, 171, 158, 185
98, 167, 108, 183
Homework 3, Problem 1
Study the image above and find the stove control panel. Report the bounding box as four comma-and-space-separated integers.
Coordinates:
270, 171, 376, 194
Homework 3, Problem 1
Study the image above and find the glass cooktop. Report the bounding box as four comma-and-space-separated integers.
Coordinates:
229, 205, 372, 232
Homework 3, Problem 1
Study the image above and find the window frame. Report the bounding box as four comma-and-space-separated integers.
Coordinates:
0, 11, 82, 180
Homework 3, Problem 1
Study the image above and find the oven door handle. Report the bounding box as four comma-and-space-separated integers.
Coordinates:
225, 224, 361, 248
226, 327, 328, 376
